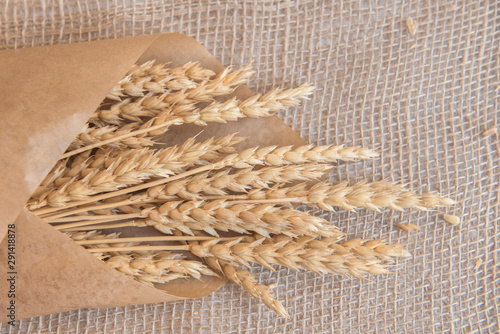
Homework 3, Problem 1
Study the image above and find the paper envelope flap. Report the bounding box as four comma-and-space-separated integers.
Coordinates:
0, 210, 192, 321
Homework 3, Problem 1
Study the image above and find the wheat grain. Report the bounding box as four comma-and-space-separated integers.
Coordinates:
406, 18, 418, 35
396, 223, 421, 233
443, 214, 461, 225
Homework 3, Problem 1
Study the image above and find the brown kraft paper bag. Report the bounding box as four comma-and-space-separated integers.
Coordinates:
0, 33, 306, 323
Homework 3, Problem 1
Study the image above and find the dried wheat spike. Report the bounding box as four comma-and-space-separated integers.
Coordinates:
102, 252, 218, 286
74, 133, 241, 184
36, 143, 380, 213
91, 97, 160, 126
190, 235, 410, 278
228, 144, 379, 168
116, 83, 314, 139
166, 83, 315, 125
106, 61, 216, 101
98, 133, 246, 174
140, 200, 343, 238
97, 63, 254, 125
161, 63, 255, 104
29, 159, 70, 200
96, 62, 254, 126
67, 82, 312, 156
153, 164, 332, 201
220, 263, 289, 318
68, 123, 156, 151
27, 134, 245, 210
232, 180, 455, 212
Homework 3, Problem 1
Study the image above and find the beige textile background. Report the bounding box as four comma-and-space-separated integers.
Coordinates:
0, 1, 499, 333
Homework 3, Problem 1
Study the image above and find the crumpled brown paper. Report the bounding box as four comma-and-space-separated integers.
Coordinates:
0, 33, 306, 322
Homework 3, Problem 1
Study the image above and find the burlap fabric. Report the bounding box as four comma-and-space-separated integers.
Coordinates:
1, 1, 498, 333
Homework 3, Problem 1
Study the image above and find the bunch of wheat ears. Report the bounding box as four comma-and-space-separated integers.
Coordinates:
26, 61, 455, 317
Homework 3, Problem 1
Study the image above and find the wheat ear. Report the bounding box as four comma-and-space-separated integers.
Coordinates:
97, 63, 255, 125
189, 235, 410, 277
154, 164, 332, 201
49, 199, 343, 239
221, 263, 289, 318
217, 180, 456, 212
135, 200, 343, 238
102, 252, 219, 286
62, 84, 313, 159
106, 61, 217, 101
32, 141, 378, 216
27, 134, 245, 210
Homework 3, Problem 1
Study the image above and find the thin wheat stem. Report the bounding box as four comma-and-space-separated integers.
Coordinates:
41, 198, 174, 220
62, 221, 139, 232
77, 236, 234, 245
203, 197, 303, 204
86, 245, 190, 253
53, 215, 141, 230
48, 213, 139, 223
41, 197, 149, 220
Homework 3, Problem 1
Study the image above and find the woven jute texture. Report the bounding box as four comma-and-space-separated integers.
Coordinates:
1, 1, 499, 333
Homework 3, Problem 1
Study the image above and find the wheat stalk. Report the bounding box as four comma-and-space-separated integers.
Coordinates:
62, 84, 314, 159
106, 61, 216, 101
220, 263, 289, 318
137, 200, 344, 238
102, 252, 219, 286
34, 141, 380, 216
189, 238, 289, 317
155, 164, 332, 200
27, 134, 244, 210
74, 235, 229, 245
190, 235, 409, 277
50, 199, 343, 238
97, 63, 254, 125
215, 180, 456, 212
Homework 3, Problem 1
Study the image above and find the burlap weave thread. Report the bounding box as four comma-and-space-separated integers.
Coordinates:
0, 1, 498, 333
